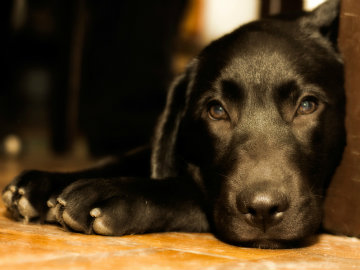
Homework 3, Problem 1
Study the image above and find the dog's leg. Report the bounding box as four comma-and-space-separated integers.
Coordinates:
2, 147, 151, 223
52, 177, 209, 235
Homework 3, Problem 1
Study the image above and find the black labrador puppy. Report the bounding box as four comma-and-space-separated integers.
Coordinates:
2, 0, 345, 249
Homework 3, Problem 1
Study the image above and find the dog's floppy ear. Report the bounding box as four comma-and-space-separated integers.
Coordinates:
151, 60, 197, 179
300, 0, 340, 46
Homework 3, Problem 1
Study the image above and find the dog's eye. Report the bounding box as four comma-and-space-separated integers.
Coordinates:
297, 97, 318, 115
208, 102, 228, 120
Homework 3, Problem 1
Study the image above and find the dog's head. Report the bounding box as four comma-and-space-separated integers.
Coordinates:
152, 0, 345, 248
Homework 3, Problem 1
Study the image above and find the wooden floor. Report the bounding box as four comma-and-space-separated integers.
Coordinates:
1, 152, 360, 270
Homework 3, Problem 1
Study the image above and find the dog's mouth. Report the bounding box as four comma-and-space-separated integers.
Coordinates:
214, 221, 311, 249
237, 239, 294, 249
238, 232, 322, 249
241, 239, 292, 249
218, 228, 317, 249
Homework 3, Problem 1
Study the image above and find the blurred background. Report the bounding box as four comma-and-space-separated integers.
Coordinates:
0, 0, 326, 161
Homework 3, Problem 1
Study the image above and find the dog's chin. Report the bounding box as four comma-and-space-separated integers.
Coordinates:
227, 235, 318, 249
216, 229, 314, 249
239, 239, 301, 249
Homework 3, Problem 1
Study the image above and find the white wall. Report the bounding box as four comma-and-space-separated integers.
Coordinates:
303, 0, 327, 11
201, 0, 327, 43
202, 0, 260, 43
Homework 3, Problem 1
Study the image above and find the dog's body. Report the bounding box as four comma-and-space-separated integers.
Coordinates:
2, 0, 345, 249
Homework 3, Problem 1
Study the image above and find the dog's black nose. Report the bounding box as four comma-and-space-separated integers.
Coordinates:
238, 191, 289, 231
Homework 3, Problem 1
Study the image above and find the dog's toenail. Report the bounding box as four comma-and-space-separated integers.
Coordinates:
23, 216, 30, 224
57, 197, 67, 206
2, 190, 13, 206
90, 208, 102, 218
47, 198, 56, 208
18, 188, 25, 195
9, 186, 17, 193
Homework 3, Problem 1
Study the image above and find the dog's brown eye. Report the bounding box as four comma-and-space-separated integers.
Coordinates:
208, 103, 228, 120
297, 98, 318, 115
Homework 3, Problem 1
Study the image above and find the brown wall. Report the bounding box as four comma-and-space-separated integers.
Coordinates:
324, 0, 360, 237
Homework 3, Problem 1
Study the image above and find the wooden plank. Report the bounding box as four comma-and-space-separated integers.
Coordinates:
323, 0, 360, 237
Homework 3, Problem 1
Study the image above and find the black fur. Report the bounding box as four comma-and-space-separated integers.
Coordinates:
2, 0, 345, 249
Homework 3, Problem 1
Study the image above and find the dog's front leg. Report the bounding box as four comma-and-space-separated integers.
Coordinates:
2, 148, 151, 223
50, 177, 209, 235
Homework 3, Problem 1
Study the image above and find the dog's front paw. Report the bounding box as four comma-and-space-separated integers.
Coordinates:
2, 170, 68, 223
2, 170, 49, 222
52, 178, 147, 235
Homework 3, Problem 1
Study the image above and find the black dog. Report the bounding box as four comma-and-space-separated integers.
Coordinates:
2, 0, 345, 249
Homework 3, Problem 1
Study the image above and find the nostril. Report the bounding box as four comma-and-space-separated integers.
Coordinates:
247, 206, 257, 216
269, 206, 278, 215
